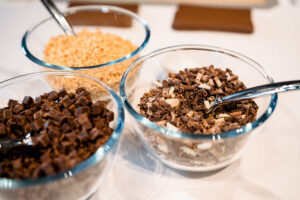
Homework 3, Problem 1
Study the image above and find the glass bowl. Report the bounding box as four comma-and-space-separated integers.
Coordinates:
22, 5, 150, 91
0, 71, 124, 200
120, 45, 277, 172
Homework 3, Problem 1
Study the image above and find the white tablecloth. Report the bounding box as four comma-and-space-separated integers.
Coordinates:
0, 1, 300, 199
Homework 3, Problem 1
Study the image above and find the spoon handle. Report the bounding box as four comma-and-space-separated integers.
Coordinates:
220, 80, 300, 104
0, 139, 23, 149
0, 134, 32, 150
40, 0, 76, 36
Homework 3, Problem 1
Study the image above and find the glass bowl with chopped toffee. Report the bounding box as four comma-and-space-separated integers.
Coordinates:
22, 5, 150, 92
0, 71, 124, 200
120, 45, 278, 172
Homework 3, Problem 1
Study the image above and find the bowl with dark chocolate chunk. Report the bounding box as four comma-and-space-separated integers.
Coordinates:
0, 71, 124, 200
120, 45, 277, 172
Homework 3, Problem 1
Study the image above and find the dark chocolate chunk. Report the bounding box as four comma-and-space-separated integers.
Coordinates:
48, 91, 59, 101
77, 129, 89, 142
0, 123, 7, 135
89, 128, 103, 140
75, 106, 90, 116
22, 96, 34, 107
31, 118, 44, 132
3, 109, 12, 120
0, 88, 114, 180
12, 104, 24, 114
92, 101, 104, 114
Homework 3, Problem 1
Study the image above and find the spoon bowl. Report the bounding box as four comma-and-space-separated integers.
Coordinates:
207, 80, 300, 113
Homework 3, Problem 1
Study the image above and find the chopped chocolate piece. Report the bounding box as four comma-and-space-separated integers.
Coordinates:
32, 131, 50, 148
31, 118, 44, 132
89, 128, 103, 140
12, 158, 22, 169
77, 129, 89, 142
61, 123, 71, 133
22, 96, 34, 107
92, 101, 104, 114
75, 87, 87, 94
3, 109, 12, 120
8, 99, 18, 108
61, 96, 72, 108
58, 88, 67, 97
62, 108, 71, 116
12, 104, 24, 114
76, 96, 89, 107
54, 155, 71, 171
40, 162, 56, 176
53, 113, 67, 124
77, 113, 92, 130
0, 123, 7, 135
33, 110, 43, 120
48, 91, 59, 101
75, 106, 90, 116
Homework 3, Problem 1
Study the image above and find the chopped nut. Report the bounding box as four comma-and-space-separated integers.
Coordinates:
198, 84, 211, 90
201, 75, 208, 82
171, 112, 176, 121
208, 96, 215, 101
218, 113, 231, 118
157, 144, 169, 153
166, 122, 178, 131
213, 77, 222, 88
169, 86, 175, 95
155, 120, 167, 126
208, 79, 214, 87
197, 142, 212, 150
185, 111, 193, 118
204, 100, 211, 110
165, 99, 180, 108
195, 73, 203, 83
230, 111, 242, 117
180, 146, 197, 156
153, 80, 163, 88
228, 75, 239, 81
215, 118, 225, 124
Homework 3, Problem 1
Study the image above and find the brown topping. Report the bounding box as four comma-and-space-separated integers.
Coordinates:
22, 96, 34, 107
0, 88, 114, 180
138, 66, 258, 135
48, 91, 59, 101
61, 96, 73, 108
31, 118, 44, 132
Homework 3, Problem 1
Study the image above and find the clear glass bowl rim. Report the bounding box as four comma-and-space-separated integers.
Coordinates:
120, 44, 278, 140
21, 5, 151, 70
0, 71, 125, 188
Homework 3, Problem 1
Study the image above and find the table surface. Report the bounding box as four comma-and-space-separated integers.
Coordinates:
0, 1, 300, 199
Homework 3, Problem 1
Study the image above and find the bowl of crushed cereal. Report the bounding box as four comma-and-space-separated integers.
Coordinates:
0, 71, 124, 200
120, 45, 278, 172
22, 5, 150, 91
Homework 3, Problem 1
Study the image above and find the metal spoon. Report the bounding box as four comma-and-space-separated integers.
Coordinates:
208, 80, 300, 113
0, 133, 32, 150
40, 0, 76, 36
